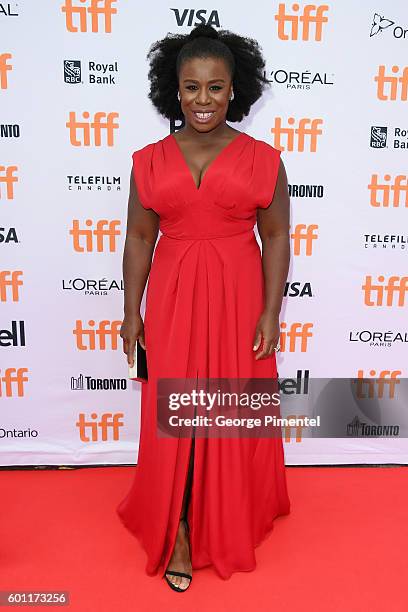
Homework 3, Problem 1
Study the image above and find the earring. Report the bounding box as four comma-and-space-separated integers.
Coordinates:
229, 90, 234, 101
177, 91, 181, 101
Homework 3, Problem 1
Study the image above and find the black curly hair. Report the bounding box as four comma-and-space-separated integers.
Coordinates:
146, 24, 270, 123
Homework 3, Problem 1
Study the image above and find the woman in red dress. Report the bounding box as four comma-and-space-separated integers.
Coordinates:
118, 23, 291, 592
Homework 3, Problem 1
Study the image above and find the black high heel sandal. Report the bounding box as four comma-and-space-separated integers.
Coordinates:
164, 518, 192, 593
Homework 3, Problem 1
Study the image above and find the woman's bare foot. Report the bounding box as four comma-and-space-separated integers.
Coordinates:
165, 519, 192, 590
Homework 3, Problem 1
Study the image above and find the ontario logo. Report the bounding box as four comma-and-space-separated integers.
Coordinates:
370, 13, 408, 39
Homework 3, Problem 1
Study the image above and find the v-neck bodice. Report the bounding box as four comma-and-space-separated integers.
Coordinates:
131, 131, 281, 240
169, 132, 247, 192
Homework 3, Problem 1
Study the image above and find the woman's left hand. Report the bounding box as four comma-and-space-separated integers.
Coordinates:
252, 312, 281, 360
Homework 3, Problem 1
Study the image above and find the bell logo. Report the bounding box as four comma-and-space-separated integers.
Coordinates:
279, 322, 313, 352
271, 118, 322, 152
61, 0, 117, 33
73, 319, 122, 350
290, 224, 318, 255
362, 275, 408, 307
0, 53, 12, 89
76, 412, 124, 441
0, 165, 18, 200
66, 111, 119, 146
356, 370, 401, 399
69, 219, 121, 252
0, 368, 29, 397
374, 65, 408, 101
368, 174, 408, 207
0, 271, 23, 302
274, 3, 329, 41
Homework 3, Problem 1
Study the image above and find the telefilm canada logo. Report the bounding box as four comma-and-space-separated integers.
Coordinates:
363, 233, 407, 250
64, 60, 119, 85
66, 174, 121, 191
370, 126, 408, 149
370, 13, 408, 39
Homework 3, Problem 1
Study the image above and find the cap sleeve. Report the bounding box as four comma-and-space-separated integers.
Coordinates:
131, 145, 154, 210
255, 141, 281, 209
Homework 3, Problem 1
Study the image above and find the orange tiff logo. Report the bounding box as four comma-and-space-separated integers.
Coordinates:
362, 275, 408, 307
0, 53, 12, 89
271, 118, 322, 152
274, 3, 329, 41
76, 412, 124, 441
69, 219, 121, 252
0, 165, 18, 200
61, 0, 117, 33
368, 174, 408, 207
73, 320, 122, 350
279, 322, 313, 352
374, 65, 408, 101
291, 224, 318, 255
66, 111, 119, 146
0, 271, 23, 302
355, 370, 401, 399
0, 368, 29, 397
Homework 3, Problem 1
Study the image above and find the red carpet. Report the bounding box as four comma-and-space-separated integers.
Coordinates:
0, 466, 406, 611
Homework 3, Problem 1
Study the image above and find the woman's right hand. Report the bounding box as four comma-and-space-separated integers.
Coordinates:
120, 313, 145, 368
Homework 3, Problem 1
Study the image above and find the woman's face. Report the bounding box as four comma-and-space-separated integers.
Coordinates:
178, 56, 233, 132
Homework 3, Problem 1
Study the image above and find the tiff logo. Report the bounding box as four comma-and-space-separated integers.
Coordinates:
279, 322, 314, 352
374, 65, 408, 101
76, 412, 124, 441
368, 174, 408, 207
0, 271, 23, 302
291, 224, 318, 255
0, 53, 12, 89
73, 319, 122, 350
274, 3, 329, 41
61, 0, 117, 33
0, 164, 18, 200
69, 219, 121, 252
271, 117, 322, 152
66, 111, 119, 146
0, 368, 29, 397
355, 369, 401, 399
362, 276, 408, 307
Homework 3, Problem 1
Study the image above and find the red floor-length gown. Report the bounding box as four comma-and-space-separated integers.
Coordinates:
117, 131, 291, 580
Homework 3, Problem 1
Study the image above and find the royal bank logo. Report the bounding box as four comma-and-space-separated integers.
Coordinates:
64, 59, 119, 86
370, 126, 387, 148
64, 60, 81, 84
370, 125, 408, 149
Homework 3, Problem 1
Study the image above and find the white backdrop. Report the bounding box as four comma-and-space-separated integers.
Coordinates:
1, 1, 407, 465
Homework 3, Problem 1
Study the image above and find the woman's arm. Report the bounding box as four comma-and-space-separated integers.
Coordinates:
253, 159, 291, 359
120, 168, 159, 366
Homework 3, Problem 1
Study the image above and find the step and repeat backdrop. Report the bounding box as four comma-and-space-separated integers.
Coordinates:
1, 1, 407, 465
